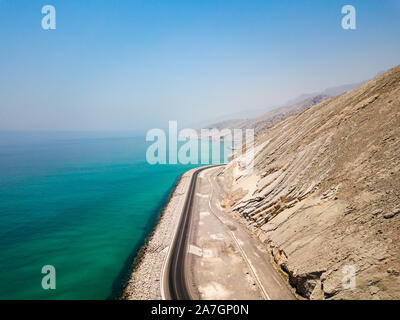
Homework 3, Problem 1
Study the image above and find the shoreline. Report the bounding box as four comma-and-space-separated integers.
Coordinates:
112, 174, 182, 300
122, 168, 198, 300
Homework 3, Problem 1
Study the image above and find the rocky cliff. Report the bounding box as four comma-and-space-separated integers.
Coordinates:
217, 65, 400, 299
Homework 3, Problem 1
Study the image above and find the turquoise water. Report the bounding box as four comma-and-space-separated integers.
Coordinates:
0, 132, 226, 299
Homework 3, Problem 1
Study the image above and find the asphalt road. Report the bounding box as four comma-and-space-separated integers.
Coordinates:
163, 165, 223, 300
163, 165, 294, 300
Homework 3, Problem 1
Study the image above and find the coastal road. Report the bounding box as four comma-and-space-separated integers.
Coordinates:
162, 165, 294, 300
162, 165, 224, 300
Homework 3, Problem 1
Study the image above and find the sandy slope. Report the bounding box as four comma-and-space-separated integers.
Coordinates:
218, 65, 400, 299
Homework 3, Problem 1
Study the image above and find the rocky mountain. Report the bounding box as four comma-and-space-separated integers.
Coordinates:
217, 65, 400, 299
284, 82, 364, 106
204, 94, 331, 136
196, 78, 368, 131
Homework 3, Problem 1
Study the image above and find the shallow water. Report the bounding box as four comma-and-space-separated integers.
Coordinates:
0, 132, 225, 299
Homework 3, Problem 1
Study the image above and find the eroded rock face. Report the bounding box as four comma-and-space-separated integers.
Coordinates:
218, 65, 400, 299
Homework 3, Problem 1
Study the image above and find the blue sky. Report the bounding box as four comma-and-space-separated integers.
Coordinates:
0, 0, 399, 132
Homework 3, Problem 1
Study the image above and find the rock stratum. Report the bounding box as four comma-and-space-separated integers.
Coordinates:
217, 65, 400, 299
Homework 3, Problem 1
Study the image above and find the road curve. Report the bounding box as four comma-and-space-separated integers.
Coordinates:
162, 165, 224, 300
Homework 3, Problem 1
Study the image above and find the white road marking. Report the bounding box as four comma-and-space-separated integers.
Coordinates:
196, 193, 209, 198
210, 233, 225, 241
200, 211, 210, 217
188, 245, 203, 257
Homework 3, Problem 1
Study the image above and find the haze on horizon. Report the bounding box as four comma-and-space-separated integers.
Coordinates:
0, 0, 399, 133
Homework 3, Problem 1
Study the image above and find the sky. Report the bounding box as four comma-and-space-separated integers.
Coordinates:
0, 0, 399, 132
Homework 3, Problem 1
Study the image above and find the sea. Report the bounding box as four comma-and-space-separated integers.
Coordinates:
0, 131, 227, 299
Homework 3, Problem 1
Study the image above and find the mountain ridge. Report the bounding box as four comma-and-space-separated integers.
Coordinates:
217, 65, 400, 299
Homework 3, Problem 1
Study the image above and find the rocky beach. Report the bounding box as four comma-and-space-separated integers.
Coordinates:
123, 169, 196, 300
